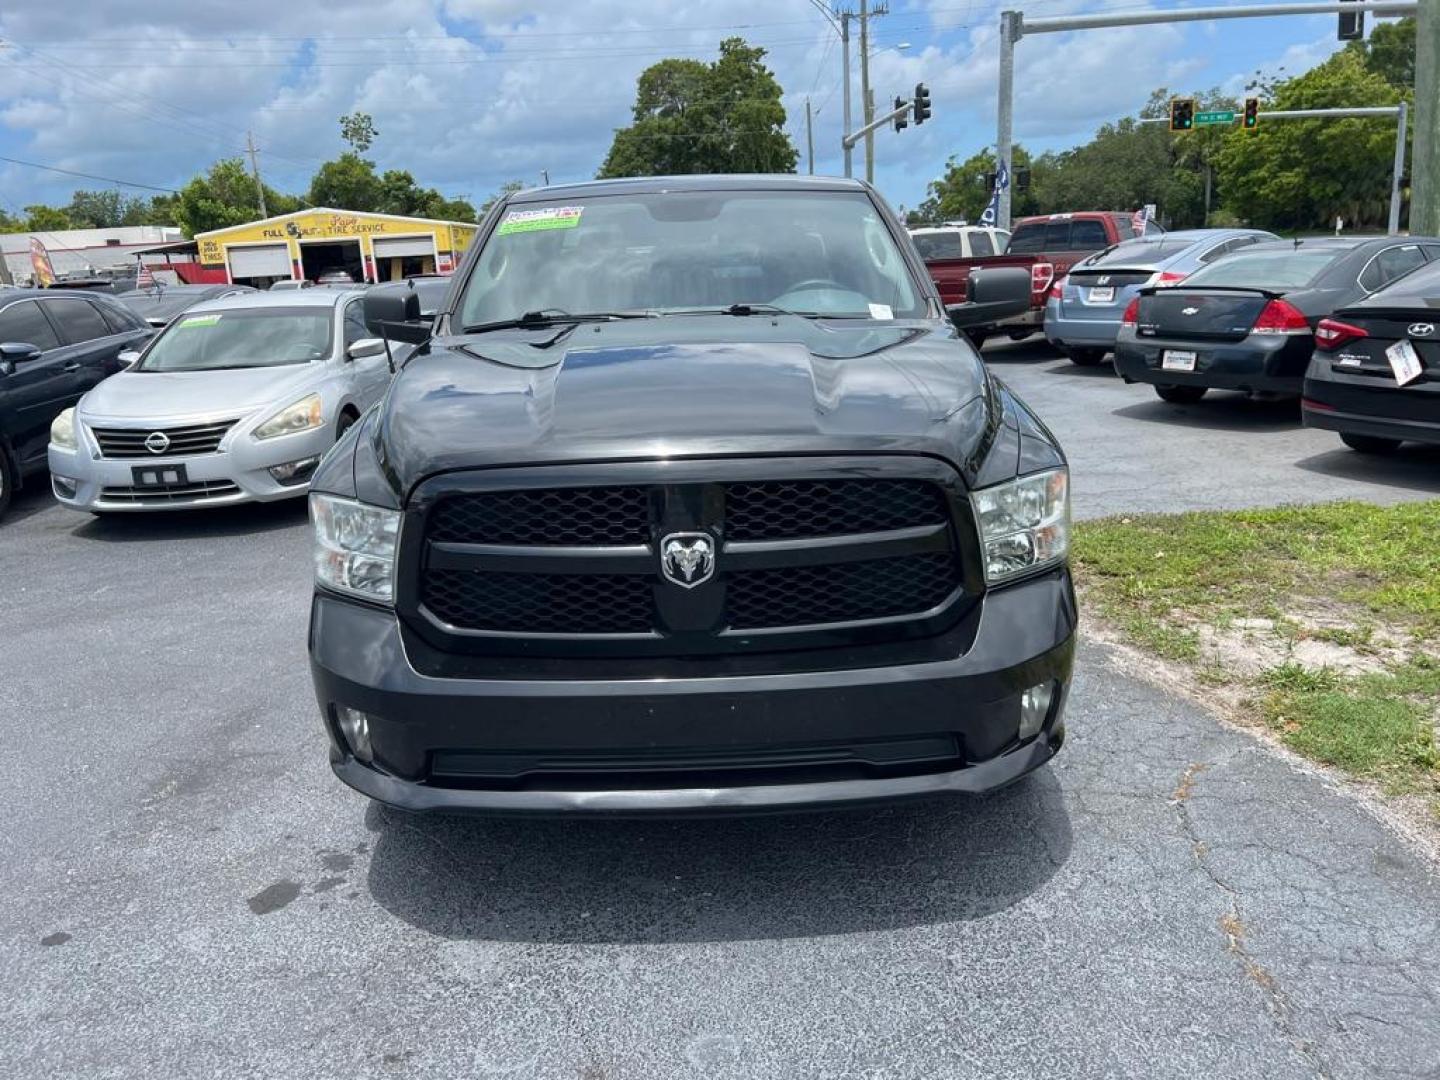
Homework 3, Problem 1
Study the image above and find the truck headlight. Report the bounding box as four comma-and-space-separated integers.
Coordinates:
970, 467, 1069, 584
50, 407, 77, 451
254, 393, 323, 440
311, 493, 400, 603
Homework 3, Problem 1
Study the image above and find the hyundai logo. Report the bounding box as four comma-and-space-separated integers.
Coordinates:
1408, 322, 1435, 338
144, 431, 171, 455
660, 532, 715, 589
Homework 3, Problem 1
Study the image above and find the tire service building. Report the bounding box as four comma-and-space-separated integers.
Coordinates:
194, 208, 479, 288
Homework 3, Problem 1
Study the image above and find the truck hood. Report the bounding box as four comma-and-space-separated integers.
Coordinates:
373, 317, 995, 496
79, 365, 322, 422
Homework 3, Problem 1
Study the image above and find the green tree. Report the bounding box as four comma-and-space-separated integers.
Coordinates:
1350, 15, 1414, 89
1214, 49, 1404, 231
307, 151, 384, 211
174, 158, 290, 235
23, 205, 74, 232
917, 146, 1045, 223
425, 195, 477, 222
339, 112, 379, 153
478, 180, 525, 216
63, 189, 136, 228
599, 38, 798, 177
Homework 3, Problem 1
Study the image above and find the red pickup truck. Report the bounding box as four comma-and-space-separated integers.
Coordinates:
921, 212, 1140, 343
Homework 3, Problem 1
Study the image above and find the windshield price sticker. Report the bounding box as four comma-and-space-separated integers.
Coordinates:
1385, 339, 1423, 386
177, 314, 221, 328
497, 206, 584, 236
868, 303, 893, 320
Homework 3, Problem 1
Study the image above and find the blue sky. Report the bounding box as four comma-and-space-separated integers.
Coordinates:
0, 1, 1377, 219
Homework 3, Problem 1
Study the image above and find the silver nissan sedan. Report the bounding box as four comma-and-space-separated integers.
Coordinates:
47, 289, 395, 512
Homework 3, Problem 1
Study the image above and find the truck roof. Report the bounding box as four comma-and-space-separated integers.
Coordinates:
508, 174, 869, 204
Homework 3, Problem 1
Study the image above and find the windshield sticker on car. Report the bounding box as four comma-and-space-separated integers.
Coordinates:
497, 206, 584, 236
177, 314, 221, 327
868, 303, 894, 320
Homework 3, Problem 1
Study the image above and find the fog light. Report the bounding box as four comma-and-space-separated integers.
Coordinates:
336, 706, 374, 763
270, 456, 322, 485
1019, 682, 1055, 740
51, 476, 77, 499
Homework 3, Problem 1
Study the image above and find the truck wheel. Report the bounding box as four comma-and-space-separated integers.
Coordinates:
0, 444, 11, 521
1007, 329, 1034, 342
1068, 348, 1107, 367
1154, 384, 1207, 404
1339, 432, 1402, 455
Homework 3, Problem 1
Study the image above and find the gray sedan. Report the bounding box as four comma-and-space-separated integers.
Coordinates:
1044, 228, 1277, 365
48, 289, 393, 512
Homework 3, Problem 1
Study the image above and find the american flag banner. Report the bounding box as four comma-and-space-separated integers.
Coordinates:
135, 261, 156, 289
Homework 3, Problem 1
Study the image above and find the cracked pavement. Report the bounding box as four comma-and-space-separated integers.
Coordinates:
2, 342, 1438, 1078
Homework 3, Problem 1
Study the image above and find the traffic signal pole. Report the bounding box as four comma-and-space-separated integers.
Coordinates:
993, 1, 1418, 230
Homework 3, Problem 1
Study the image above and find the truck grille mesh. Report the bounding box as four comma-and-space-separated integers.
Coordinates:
726, 554, 959, 630
424, 570, 653, 634
724, 479, 947, 540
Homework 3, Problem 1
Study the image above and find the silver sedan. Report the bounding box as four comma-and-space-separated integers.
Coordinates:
47, 289, 395, 512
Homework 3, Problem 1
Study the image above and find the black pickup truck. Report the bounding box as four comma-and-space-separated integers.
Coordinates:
308, 174, 1075, 814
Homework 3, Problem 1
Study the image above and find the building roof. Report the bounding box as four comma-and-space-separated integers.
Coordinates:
193, 206, 477, 239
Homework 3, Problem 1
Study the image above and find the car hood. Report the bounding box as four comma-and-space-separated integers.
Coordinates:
80, 364, 322, 421
373, 317, 998, 494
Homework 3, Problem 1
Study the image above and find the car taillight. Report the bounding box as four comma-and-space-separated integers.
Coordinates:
1152, 270, 1187, 287
1314, 318, 1368, 351
1121, 297, 1141, 325
1031, 262, 1054, 294
1048, 276, 1066, 300
1252, 299, 1310, 335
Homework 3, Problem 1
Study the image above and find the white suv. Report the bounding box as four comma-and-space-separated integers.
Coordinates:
908, 224, 1011, 261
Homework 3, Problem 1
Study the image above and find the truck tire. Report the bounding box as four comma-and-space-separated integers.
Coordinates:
1007, 329, 1035, 342
1154, 383, 1207, 404
1339, 432, 1402, 455
1068, 348, 1107, 367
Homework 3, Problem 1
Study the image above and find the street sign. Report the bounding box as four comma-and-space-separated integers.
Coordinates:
1194, 110, 1236, 126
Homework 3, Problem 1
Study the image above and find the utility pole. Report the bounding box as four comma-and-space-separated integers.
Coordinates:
841, 11, 853, 178
806, 98, 816, 174
858, 0, 888, 183
996, 10, 1019, 229
1413, 0, 1439, 233
245, 131, 268, 219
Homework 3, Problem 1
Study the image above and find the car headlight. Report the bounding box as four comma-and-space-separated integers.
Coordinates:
254, 393, 323, 440
970, 467, 1070, 585
50, 407, 77, 451
311, 493, 400, 603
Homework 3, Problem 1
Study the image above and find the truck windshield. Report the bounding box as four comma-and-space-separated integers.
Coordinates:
138, 308, 333, 371
458, 190, 926, 326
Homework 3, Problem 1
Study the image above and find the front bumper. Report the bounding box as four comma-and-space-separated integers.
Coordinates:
309, 570, 1077, 814
48, 421, 333, 511
1113, 330, 1307, 393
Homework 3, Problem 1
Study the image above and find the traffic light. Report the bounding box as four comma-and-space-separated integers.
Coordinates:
1243, 97, 1260, 130
893, 95, 908, 133
1015, 167, 1031, 193
1169, 97, 1195, 132
1338, 0, 1364, 40
913, 83, 932, 125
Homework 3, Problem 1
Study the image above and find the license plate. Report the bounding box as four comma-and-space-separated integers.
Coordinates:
1087, 287, 1114, 303
131, 463, 188, 488
1385, 339, 1423, 386
1162, 349, 1197, 372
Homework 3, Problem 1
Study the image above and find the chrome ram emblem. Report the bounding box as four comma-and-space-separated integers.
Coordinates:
660, 532, 715, 588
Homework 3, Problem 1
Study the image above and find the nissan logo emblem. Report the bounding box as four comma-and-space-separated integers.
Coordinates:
144, 431, 171, 455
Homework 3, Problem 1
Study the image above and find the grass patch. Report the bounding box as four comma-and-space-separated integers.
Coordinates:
1075, 500, 1440, 802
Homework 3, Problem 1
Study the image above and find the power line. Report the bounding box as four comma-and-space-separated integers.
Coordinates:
0, 155, 179, 193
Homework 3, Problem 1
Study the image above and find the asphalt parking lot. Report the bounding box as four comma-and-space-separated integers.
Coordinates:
3, 340, 1438, 1079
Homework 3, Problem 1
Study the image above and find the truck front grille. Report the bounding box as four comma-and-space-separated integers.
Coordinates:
406, 463, 971, 656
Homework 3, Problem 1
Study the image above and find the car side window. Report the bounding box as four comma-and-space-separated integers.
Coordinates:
93, 300, 141, 335
1423, 244, 1440, 263
1373, 244, 1427, 288
1069, 220, 1108, 250
969, 232, 994, 257
43, 298, 112, 344
343, 301, 369, 346
0, 299, 62, 351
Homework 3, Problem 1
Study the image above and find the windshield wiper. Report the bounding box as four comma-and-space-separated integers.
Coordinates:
462, 309, 651, 334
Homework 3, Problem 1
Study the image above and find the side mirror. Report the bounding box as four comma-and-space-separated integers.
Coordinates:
0, 341, 43, 364
363, 290, 429, 344
946, 266, 1034, 329
346, 338, 387, 361
117, 350, 142, 370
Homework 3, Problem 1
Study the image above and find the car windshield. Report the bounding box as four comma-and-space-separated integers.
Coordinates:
458, 190, 925, 325
911, 232, 964, 259
137, 307, 333, 372
1183, 248, 1344, 289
